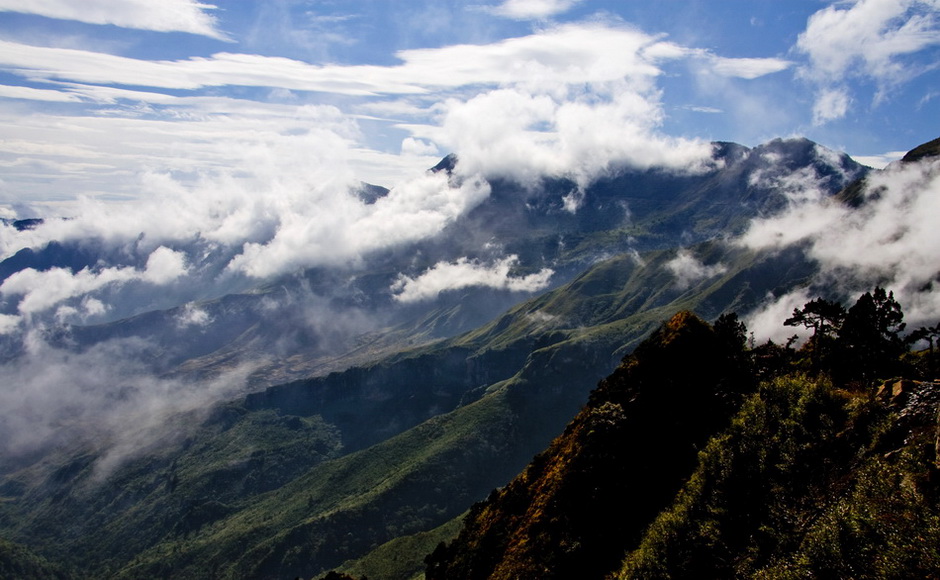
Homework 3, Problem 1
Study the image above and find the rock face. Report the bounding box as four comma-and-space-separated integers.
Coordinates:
425, 312, 754, 580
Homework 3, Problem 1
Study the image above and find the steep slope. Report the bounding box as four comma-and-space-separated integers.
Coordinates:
424, 312, 753, 580
618, 377, 940, 578
424, 333, 940, 580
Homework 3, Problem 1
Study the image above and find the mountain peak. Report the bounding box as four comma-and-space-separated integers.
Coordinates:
901, 136, 940, 164
431, 153, 458, 174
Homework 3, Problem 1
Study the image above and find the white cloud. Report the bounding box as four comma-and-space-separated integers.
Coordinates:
740, 155, 940, 332
176, 302, 211, 328
401, 137, 440, 157
744, 288, 813, 344
665, 249, 728, 290
225, 170, 492, 278
0, 84, 84, 102
391, 255, 554, 302
0, 0, 229, 40
685, 106, 723, 114
851, 150, 907, 168
141, 246, 189, 284
708, 55, 793, 79
426, 83, 716, 188
0, 21, 793, 203
796, 0, 940, 122
0, 329, 256, 473
812, 86, 851, 125
0, 245, 188, 315
0, 313, 20, 335
0, 24, 670, 97
485, 0, 583, 20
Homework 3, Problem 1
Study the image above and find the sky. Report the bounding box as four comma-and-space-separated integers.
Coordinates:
0, 0, 937, 214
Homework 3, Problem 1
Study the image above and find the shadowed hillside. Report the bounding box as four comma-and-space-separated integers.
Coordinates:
425, 312, 755, 579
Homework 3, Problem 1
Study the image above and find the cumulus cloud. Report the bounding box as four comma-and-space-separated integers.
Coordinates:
740, 155, 940, 336
426, 82, 716, 189
401, 137, 440, 157
391, 255, 554, 303
796, 0, 940, 122
485, 0, 583, 20
0, 0, 229, 40
665, 249, 728, 290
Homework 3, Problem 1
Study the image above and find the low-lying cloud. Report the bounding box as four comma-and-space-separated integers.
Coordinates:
0, 329, 256, 476
391, 255, 554, 303
0, 132, 493, 330
665, 249, 728, 290
741, 155, 940, 339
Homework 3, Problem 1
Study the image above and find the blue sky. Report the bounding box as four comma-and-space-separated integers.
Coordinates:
0, 0, 938, 213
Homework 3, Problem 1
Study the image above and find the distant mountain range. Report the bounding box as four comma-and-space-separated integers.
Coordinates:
1, 136, 936, 580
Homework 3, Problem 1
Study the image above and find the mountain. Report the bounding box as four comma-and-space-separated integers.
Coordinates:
1, 136, 925, 580
424, 312, 940, 579
0, 137, 865, 386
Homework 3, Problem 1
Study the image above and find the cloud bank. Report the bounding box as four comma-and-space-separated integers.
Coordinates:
741, 155, 940, 339
0, 137, 492, 329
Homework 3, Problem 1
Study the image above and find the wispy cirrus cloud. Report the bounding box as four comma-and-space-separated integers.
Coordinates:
0, 0, 229, 40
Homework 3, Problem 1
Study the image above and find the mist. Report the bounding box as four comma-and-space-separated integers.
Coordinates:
0, 328, 257, 478
740, 155, 940, 341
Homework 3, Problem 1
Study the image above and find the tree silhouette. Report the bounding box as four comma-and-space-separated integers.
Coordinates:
784, 297, 846, 373
836, 287, 906, 386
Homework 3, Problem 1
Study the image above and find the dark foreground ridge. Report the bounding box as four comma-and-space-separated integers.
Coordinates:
425, 312, 755, 579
